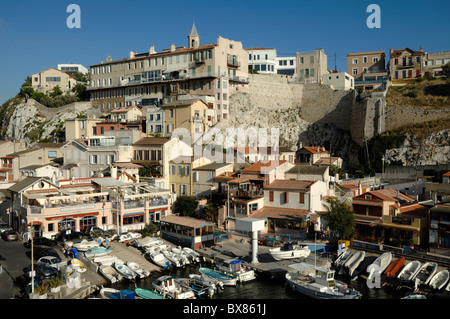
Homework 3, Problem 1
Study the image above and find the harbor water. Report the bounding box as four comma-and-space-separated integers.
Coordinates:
102, 262, 450, 300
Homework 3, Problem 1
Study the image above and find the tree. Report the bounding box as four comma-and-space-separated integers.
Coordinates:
324, 198, 355, 240
202, 204, 217, 223
173, 195, 198, 217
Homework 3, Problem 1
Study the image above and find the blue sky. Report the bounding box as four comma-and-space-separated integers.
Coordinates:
0, 0, 449, 105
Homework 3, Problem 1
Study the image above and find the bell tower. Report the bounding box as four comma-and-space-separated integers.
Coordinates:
188, 21, 200, 49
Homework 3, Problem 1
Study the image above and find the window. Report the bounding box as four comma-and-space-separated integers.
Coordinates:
299, 192, 305, 204
363, 56, 368, 63
193, 171, 199, 182
249, 202, 258, 213
352, 68, 358, 75
169, 165, 176, 175
310, 56, 314, 63
178, 165, 183, 176
48, 151, 57, 158
45, 77, 61, 82
180, 184, 187, 195
300, 57, 304, 64
185, 166, 190, 176
352, 58, 358, 64
90, 155, 98, 164
269, 191, 274, 202
373, 57, 379, 63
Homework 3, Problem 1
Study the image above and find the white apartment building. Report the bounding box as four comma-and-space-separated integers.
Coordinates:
246, 48, 296, 76
322, 72, 354, 91
57, 64, 89, 74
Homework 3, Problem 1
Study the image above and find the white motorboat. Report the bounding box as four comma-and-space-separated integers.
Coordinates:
72, 239, 101, 252
152, 275, 196, 299
174, 277, 216, 298
183, 247, 203, 263
215, 259, 256, 282
132, 237, 162, 249
397, 260, 422, 282
149, 251, 172, 269
98, 264, 123, 283
126, 261, 150, 279
269, 243, 311, 261
100, 287, 121, 299
171, 247, 191, 265
118, 232, 142, 243
285, 263, 361, 299
366, 252, 392, 279
401, 293, 427, 299
114, 260, 138, 280
334, 250, 353, 267
428, 269, 450, 290
94, 255, 120, 266
344, 250, 365, 277
84, 246, 112, 258
162, 249, 184, 267
414, 262, 437, 285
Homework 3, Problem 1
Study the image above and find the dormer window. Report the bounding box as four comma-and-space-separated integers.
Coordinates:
365, 195, 372, 200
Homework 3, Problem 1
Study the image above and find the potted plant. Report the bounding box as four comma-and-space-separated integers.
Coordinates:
49, 277, 62, 293
35, 283, 50, 299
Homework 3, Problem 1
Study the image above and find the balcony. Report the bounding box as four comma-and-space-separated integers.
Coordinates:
191, 115, 204, 122
227, 58, 240, 68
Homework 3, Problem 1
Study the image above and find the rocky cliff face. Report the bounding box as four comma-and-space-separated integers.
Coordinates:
3, 99, 96, 147
384, 129, 450, 166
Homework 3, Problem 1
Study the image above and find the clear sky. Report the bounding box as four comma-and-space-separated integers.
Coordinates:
0, 0, 449, 105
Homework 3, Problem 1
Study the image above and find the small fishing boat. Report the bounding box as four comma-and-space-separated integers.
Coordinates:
269, 243, 310, 261
174, 277, 216, 298
344, 251, 365, 277
135, 287, 164, 300
132, 237, 162, 249
199, 267, 238, 286
285, 263, 361, 299
215, 259, 256, 282
152, 275, 196, 299
401, 293, 427, 299
397, 260, 422, 282
70, 258, 87, 273
126, 262, 150, 279
367, 252, 392, 279
84, 246, 112, 258
114, 260, 137, 280
428, 269, 450, 290
98, 264, 123, 283
414, 262, 437, 285
149, 251, 172, 269
183, 247, 203, 263
384, 257, 405, 278
162, 249, 184, 267
94, 255, 120, 266
100, 287, 121, 299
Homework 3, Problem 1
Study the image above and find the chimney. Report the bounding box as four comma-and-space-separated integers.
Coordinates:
129, 51, 135, 58
111, 165, 118, 179
149, 45, 156, 54
106, 55, 112, 62
170, 44, 176, 52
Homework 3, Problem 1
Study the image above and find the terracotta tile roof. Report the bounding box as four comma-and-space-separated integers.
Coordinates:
354, 188, 415, 203
241, 160, 286, 174
390, 48, 425, 57
264, 179, 316, 191
398, 203, 428, 216
299, 146, 329, 154
443, 171, 450, 177
111, 105, 141, 113
234, 146, 258, 154
160, 215, 213, 228
251, 206, 311, 221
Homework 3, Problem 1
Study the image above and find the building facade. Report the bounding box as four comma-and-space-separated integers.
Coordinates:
389, 48, 426, 83
346, 51, 388, 90
87, 23, 248, 124
295, 49, 327, 83
31, 68, 77, 94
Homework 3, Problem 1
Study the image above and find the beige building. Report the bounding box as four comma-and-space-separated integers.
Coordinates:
424, 51, 450, 77
169, 155, 212, 197
31, 68, 77, 94
87, 23, 248, 124
295, 49, 327, 83
65, 118, 98, 140
164, 99, 209, 140
347, 51, 388, 90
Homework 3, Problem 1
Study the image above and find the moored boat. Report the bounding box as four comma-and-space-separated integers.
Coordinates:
162, 249, 184, 267
344, 250, 365, 277
135, 287, 164, 299
149, 251, 172, 269
98, 264, 123, 283
413, 262, 437, 285
126, 261, 150, 279
199, 267, 238, 286
428, 269, 449, 290
152, 275, 196, 299
84, 246, 112, 258
172, 247, 191, 265
215, 259, 256, 282
70, 258, 87, 273
285, 263, 361, 299
269, 243, 310, 261
174, 277, 216, 298
352, 255, 377, 278
114, 260, 137, 280
367, 252, 392, 279
183, 247, 203, 263
397, 260, 422, 282
333, 250, 352, 267
384, 257, 405, 278
72, 239, 101, 252
100, 287, 121, 299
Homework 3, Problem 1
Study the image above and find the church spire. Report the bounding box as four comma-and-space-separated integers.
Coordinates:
188, 21, 200, 48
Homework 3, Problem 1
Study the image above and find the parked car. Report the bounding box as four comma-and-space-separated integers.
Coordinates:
37, 256, 66, 270
24, 262, 58, 279
15, 273, 43, 294
83, 226, 105, 236
1, 230, 19, 241
0, 222, 11, 233
32, 246, 61, 260
24, 237, 57, 248
54, 230, 83, 242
